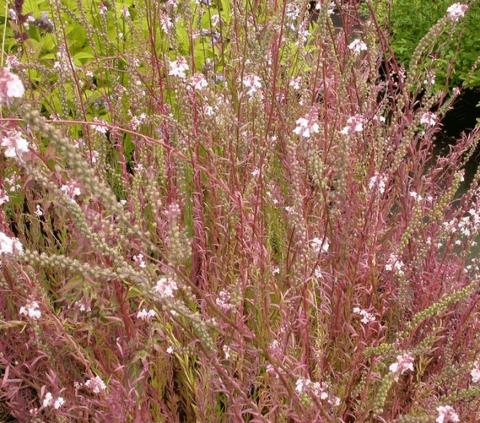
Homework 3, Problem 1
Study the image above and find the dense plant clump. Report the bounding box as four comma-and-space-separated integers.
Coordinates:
1, 0, 480, 422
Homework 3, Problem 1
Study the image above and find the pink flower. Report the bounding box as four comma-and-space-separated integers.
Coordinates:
243, 74, 262, 97
19, 301, 41, 320
293, 114, 320, 138
1, 130, 29, 159
191, 73, 208, 90
84, 376, 107, 394
0, 188, 9, 205
389, 353, 414, 381
0, 68, 25, 103
436, 405, 459, 423
341, 115, 365, 135
154, 276, 178, 299
137, 308, 156, 320
60, 182, 81, 199
0, 231, 23, 255
348, 39, 367, 54
420, 111, 438, 127
168, 57, 189, 79
353, 307, 375, 324
471, 361, 480, 383
446, 3, 468, 22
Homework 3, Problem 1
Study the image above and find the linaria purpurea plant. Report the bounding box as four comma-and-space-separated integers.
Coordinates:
1, 0, 480, 421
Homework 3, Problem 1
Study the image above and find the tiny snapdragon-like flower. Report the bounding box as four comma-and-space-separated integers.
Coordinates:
310, 237, 329, 253
223, 345, 232, 359
341, 115, 365, 135
53, 397, 65, 409
210, 14, 220, 26
0, 188, 9, 205
84, 376, 107, 394
385, 253, 405, 275
471, 361, 480, 383
168, 57, 189, 79
436, 405, 459, 423
160, 14, 174, 33
131, 112, 147, 130
0, 68, 25, 103
0, 231, 24, 255
420, 111, 438, 127
293, 113, 320, 138
137, 308, 156, 320
98, 4, 108, 15
215, 290, 234, 311
60, 183, 81, 199
295, 377, 339, 405
315, 0, 335, 16
133, 253, 146, 268
8, 8, 17, 20
243, 74, 262, 97
369, 173, 387, 195
154, 276, 178, 299
42, 392, 53, 408
1, 130, 29, 159
389, 353, 414, 381
285, 4, 300, 21
92, 118, 108, 134
446, 3, 468, 22
424, 71, 436, 86
289, 77, 301, 90
353, 307, 375, 325
191, 73, 208, 90
34, 205, 43, 217
19, 301, 41, 320
74, 300, 91, 313
348, 39, 367, 54
5, 54, 19, 69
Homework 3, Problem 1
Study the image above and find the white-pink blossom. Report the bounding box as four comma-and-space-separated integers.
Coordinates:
389, 353, 414, 381
1, 130, 29, 159
92, 118, 108, 134
446, 3, 468, 21
293, 115, 320, 138
369, 173, 387, 195
243, 74, 262, 97
19, 301, 41, 320
0, 68, 25, 103
0, 188, 9, 205
385, 253, 404, 275
310, 237, 329, 253
471, 361, 480, 383
154, 276, 178, 299
0, 231, 23, 255
42, 392, 53, 408
53, 397, 65, 409
191, 73, 208, 90
133, 253, 146, 268
341, 115, 365, 135
60, 183, 81, 199
348, 39, 367, 54
436, 405, 459, 423
168, 57, 189, 79
216, 290, 234, 311
353, 307, 375, 324
420, 111, 438, 127
137, 308, 156, 320
84, 376, 107, 394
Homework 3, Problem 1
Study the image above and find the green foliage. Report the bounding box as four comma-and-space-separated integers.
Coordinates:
383, 0, 480, 88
